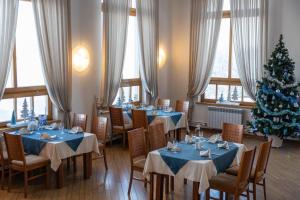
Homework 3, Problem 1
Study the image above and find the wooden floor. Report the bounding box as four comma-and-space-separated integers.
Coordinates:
1, 135, 300, 200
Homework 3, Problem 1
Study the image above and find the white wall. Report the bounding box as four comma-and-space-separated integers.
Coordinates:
70, 0, 102, 131
159, 0, 300, 125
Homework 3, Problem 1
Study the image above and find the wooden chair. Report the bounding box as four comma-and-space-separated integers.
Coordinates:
0, 135, 8, 189
222, 123, 244, 143
157, 98, 171, 108
3, 132, 49, 198
175, 100, 189, 115
127, 128, 148, 195
109, 106, 132, 147
205, 148, 256, 200
226, 139, 273, 200
132, 109, 148, 130
92, 116, 108, 170
148, 122, 166, 151
72, 113, 88, 131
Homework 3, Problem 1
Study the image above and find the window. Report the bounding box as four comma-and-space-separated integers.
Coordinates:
0, 1, 52, 124
113, 0, 142, 104
202, 0, 254, 106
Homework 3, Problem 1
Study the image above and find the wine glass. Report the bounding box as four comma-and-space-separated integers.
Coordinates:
59, 122, 64, 134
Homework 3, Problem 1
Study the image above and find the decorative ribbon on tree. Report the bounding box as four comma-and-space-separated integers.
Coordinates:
248, 35, 300, 138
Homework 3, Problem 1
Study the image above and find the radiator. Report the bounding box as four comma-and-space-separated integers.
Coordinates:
208, 106, 243, 129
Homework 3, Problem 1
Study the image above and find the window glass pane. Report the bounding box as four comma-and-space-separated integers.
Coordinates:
122, 87, 131, 102
34, 95, 48, 116
122, 16, 139, 79
5, 63, 13, 88
131, 86, 140, 101
16, 1, 44, 87
243, 90, 255, 102
0, 99, 14, 122
217, 85, 230, 101
204, 84, 216, 99
131, 0, 136, 8
211, 18, 230, 78
223, 0, 230, 11
230, 85, 242, 102
231, 47, 240, 78
17, 97, 32, 119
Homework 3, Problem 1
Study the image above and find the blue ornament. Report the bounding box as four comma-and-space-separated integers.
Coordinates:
11, 110, 16, 125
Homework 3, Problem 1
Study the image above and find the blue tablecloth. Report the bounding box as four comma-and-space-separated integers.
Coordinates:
19, 130, 84, 155
126, 110, 183, 125
158, 141, 239, 174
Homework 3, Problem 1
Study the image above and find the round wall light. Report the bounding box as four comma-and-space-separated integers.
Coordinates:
72, 46, 90, 72
158, 47, 166, 68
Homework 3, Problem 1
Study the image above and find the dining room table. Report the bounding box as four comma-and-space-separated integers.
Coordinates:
1, 128, 99, 188
143, 137, 246, 200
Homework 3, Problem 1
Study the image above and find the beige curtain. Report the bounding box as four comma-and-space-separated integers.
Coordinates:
187, 0, 223, 115
100, 0, 130, 107
231, 0, 268, 100
32, 0, 72, 127
136, 0, 159, 105
0, 0, 19, 99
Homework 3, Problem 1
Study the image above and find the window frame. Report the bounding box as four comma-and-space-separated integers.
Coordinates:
0, 1, 52, 126
201, 10, 254, 108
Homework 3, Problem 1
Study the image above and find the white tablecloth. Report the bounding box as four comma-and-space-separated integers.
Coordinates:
123, 111, 187, 133
143, 143, 246, 193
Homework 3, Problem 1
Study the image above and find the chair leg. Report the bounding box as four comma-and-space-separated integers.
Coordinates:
225, 193, 229, 200
165, 175, 169, 194
73, 157, 77, 173
1, 166, 4, 189
45, 166, 49, 189
246, 188, 250, 200
123, 132, 126, 148
24, 171, 28, 198
103, 149, 108, 171
205, 188, 210, 200
144, 178, 147, 188
233, 194, 239, 200
8, 168, 11, 192
253, 182, 257, 200
170, 176, 174, 191
184, 178, 187, 184
263, 179, 267, 200
128, 169, 133, 195
67, 158, 71, 171
220, 191, 223, 200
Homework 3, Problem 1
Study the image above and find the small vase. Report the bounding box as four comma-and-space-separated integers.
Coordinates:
268, 135, 283, 148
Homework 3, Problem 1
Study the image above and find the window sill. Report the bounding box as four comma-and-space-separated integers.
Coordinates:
0, 119, 59, 132
195, 101, 254, 109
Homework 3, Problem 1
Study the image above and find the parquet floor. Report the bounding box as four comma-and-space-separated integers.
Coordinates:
1, 134, 300, 200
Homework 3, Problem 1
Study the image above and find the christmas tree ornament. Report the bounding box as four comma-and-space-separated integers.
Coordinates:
274, 108, 278, 112
290, 91, 294, 96
279, 104, 283, 108
231, 86, 239, 101
21, 98, 29, 121
11, 110, 16, 125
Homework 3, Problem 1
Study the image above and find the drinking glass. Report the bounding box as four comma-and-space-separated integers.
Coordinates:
59, 122, 64, 134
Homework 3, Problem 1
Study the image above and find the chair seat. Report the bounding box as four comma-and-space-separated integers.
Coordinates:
113, 124, 132, 131
12, 155, 48, 168
225, 166, 265, 182
209, 173, 238, 193
133, 158, 146, 169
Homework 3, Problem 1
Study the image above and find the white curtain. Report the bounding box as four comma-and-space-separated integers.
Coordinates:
0, 0, 19, 99
32, 0, 72, 127
231, 0, 268, 100
100, 0, 130, 106
136, 0, 159, 105
187, 0, 223, 103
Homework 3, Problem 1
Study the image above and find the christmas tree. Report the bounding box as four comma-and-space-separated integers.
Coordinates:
232, 86, 239, 101
249, 35, 300, 138
21, 98, 29, 120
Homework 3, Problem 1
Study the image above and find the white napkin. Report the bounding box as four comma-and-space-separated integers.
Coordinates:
45, 123, 58, 130
167, 141, 174, 149
218, 141, 229, 149
200, 149, 211, 158
185, 135, 192, 143
69, 126, 84, 134
208, 134, 221, 144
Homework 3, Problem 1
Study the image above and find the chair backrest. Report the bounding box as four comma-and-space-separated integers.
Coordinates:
132, 101, 141, 106
236, 148, 256, 191
148, 122, 166, 151
109, 106, 125, 127
157, 98, 170, 107
222, 123, 243, 143
92, 116, 108, 145
175, 100, 189, 114
128, 128, 147, 162
254, 139, 272, 179
3, 132, 26, 164
132, 109, 148, 129
72, 113, 88, 131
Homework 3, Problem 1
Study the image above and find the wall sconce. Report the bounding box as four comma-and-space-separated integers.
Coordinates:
158, 47, 166, 68
72, 46, 90, 72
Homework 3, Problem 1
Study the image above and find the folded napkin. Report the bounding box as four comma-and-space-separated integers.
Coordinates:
45, 123, 59, 130
185, 135, 192, 143
200, 149, 211, 159
167, 141, 174, 149
69, 126, 84, 134
208, 134, 221, 144
217, 141, 229, 149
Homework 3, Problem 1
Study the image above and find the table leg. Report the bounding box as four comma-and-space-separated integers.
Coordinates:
155, 174, 164, 200
193, 181, 200, 200
56, 163, 64, 189
149, 173, 154, 200
83, 152, 92, 179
